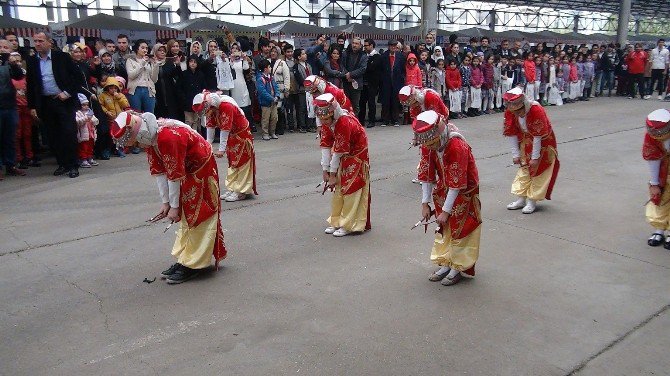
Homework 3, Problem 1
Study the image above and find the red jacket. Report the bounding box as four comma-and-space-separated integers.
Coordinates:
405, 53, 423, 87
626, 50, 648, 74
524, 59, 536, 82
470, 65, 484, 87
445, 66, 462, 90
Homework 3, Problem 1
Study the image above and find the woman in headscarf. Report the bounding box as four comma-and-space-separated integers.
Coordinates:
152, 43, 183, 121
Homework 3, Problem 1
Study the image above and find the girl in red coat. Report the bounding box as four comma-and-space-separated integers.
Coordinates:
523, 52, 536, 101
445, 60, 463, 118
470, 55, 484, 116
405, 53, 423, 87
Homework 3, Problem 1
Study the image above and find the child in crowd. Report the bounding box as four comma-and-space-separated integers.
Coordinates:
459, 55, 473, 117
10, 52, 36, 169
418, 51, 431, 88
500, 56, 514, 95
99, 76, 130, 157
446, 60, 463, 118
405, 53, 422, 87
534, 56, 543, 102
568, 56, 580, 102
469, 55, 483, 116
256, 59, 280, 140
546, 56, 562, 106
576, 54, 585, 100
559, 56, 571, 102
513, 57, 525, 87
178, 55, 206, 133
523, 52, 536, 99
75, 94, 99, 168
430, 59, 447, 102
481, 54, 495, 114
493, 55, 503, 111
582, 54, 595, 100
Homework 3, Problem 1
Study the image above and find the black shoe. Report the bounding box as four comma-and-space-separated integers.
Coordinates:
298, 128, 307, 133
251, 126, 258, 133
6, 166, 26, 176
18, 160, 30, 169
664, 238, 670, 250
68, 167, 79, 178
166, 265, 200, 284
29, 159, 42, 167
161, 263, 181, 279
648, 233, 664, 247
53, 166, 67, 176
366, 123, 376, 128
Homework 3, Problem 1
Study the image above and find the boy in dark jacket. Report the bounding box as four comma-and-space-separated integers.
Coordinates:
256, 59, 280, 140
178, 55, 207, 134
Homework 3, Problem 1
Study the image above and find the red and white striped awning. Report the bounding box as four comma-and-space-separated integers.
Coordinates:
65, 27, 101, 38
1, 27, 50, 37
156, 29, 180, 40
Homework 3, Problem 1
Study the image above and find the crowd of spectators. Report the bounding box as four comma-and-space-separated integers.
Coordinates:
0, 29, 668, 180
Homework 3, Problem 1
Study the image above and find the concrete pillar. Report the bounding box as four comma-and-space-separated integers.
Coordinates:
488, 10, 496, 31
421, 0, 438, 39
368, 0, 377, 27
573, 15, 579, 34
178, 0, 191, 22
617, 0, 631, 45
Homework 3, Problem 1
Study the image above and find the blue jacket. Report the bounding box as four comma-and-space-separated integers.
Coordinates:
256, 72, 279, 107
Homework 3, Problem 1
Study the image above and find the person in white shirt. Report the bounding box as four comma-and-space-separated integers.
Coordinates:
649, 39, 669, 100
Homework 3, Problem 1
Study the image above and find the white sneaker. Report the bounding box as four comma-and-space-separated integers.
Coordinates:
659, 95, 664, 100
411, 178, 421, 184
380, 123, 388, 127
220, 190, 233, 200
506, 197, 526, 210
80, 160, 91, 168
324, 226, 338, 234
224, 192, 247, 202
270, 134, 279, 139
262, 135, 271, 140
644, 95, 651, 100
521, 199, 536, 214
333, 228, 350, 237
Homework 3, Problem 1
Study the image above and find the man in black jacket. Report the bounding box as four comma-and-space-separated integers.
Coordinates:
359, 39, 382, 128
342, 37, 368, 123
0, 39, 27, 178
26, 32, 84, 178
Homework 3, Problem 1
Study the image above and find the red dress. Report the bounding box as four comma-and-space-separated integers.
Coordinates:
422, 136, 481, 276
147, 126, 227, 265
323, 113, 372, 230
503, 104, 560, 199
208, 100, 258, 194
643, 133, 670, 190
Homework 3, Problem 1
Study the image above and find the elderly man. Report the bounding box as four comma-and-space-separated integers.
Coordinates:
192, 90, 257, 202
502, 87, 560, 214
411, 110, 481, 286
341, 37, 368, 122
113, 111, 226, 284
315, 93, 371, 237
26, 32, 84, 178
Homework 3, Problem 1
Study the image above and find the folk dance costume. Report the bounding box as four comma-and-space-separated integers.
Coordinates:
192, 91, 257, 202
304, 75, 354, 128
113, 111, 226, 284
398, 85, 450, 184
502, 87, 560, 214
412, 110, 481, 286
315, 93, 372, 237
643, 109, 670, 248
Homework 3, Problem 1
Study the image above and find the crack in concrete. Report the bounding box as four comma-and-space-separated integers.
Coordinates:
565, 302, 670, 375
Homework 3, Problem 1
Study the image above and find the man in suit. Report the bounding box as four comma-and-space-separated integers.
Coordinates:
26, 32, 84, 178
359, 39, 382, 128
379, 40, 406, 127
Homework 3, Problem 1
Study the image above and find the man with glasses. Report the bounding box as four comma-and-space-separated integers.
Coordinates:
359, 39, 382, 128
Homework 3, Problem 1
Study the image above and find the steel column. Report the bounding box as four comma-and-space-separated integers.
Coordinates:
421, 0, 438, 39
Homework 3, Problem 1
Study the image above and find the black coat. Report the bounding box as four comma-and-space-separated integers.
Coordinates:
177, 68, 206, 113
364, 52, 383, 90
379, 50, 406, 104
155, 62, 182, 120
26, 49, 84, 111
200, 58, 218, 91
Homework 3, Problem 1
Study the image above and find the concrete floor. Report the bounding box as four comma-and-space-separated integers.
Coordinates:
1, 97, 669, 376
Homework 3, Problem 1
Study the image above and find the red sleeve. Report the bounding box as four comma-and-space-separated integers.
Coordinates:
320, 125, 334, 148
333, 118, 353, 154
217, 102, 234, 132
444, 138, 469, 190
503, 110, 518, 136
147, 146, 166, 176
156, 129, 188, 181
526, 105, 550, 137
643, 133, 665, 160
